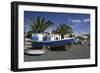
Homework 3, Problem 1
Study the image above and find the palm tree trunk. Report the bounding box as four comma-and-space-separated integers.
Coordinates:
61, 34, 64, 39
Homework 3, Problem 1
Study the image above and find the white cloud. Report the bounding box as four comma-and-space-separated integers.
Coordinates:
83, 19, 90, 22
69, 18, 90, 24
72, 19, 82, 23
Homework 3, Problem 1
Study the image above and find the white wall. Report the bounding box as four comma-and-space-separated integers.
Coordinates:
38, 34, 43, 41
0, 0, 99, 73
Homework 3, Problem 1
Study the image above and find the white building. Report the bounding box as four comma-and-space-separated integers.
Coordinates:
51, 33, 61, 40
32, 33, 62, 41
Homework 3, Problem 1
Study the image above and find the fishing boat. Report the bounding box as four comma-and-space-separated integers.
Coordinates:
32, 38, 75, 47
31, 33, 75, 50
24, 33, 75, 55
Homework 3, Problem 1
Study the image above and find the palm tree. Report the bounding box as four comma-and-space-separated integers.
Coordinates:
53, 24, 73, 39
68, 33, 76, 38
27, 16, 53, 33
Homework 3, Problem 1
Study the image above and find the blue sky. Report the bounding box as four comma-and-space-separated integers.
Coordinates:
24, 11, 90, 34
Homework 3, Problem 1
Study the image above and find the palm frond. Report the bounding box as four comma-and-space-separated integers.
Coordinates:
26, 16, 53, 33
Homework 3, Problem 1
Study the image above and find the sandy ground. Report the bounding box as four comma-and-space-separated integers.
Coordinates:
24, 44, 90, 62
